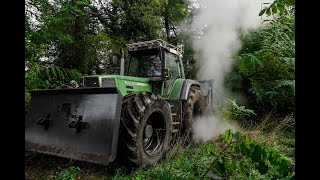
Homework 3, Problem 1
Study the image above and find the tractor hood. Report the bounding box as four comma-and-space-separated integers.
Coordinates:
81, 75, 152, 97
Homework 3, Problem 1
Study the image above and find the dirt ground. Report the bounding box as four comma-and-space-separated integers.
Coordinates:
25, 153, 128, 180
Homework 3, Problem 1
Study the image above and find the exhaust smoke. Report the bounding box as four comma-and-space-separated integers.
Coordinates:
193, 115, 238, 143
187, 0, 268, 142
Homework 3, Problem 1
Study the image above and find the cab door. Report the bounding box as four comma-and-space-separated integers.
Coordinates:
162, 49, 182, 97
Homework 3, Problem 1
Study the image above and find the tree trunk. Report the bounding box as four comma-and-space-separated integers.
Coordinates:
164, 14, 170, 42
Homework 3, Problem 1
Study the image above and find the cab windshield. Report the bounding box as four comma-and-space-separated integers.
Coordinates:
127, 49, 162, 78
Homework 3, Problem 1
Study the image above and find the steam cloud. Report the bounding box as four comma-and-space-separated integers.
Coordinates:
193, 115, 238, 143
187, 0, 269, 142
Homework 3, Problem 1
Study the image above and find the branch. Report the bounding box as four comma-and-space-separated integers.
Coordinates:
171, 25, 178, 37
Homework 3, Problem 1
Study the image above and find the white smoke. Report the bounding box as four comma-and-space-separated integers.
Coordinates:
187, 0, 270, 142
193, 115, 238, 143
192, 0, 268, 107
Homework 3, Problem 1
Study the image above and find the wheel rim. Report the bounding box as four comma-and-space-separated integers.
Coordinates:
143, 111, 166, 156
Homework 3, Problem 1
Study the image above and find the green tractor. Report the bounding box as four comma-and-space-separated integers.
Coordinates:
25, 39, 213, 167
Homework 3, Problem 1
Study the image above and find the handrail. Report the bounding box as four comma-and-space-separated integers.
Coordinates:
126, 39, 183, 54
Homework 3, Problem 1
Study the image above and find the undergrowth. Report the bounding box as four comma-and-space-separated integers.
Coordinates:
48, 166, 80, 180
109, 114, 295, 180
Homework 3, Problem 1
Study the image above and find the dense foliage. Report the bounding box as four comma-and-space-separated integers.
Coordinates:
25, 0, 189, 74
25, 62, 81, 109
226, 13, 295, 113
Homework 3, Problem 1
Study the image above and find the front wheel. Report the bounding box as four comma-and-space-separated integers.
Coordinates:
119, 92, 173, 167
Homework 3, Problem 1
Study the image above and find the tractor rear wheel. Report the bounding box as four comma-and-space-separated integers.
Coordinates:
182, 86, 208, 145
119, 92, 173, 167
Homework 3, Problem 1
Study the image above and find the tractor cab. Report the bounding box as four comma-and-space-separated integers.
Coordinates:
126, 40, 185, 80
126, 39, 185, 96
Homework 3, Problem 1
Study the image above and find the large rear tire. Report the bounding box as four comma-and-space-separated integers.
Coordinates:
119, 92, 173, 167
182, 86, 208, 145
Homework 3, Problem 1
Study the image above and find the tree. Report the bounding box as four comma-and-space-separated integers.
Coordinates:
25, 0, 113, 75
25, 0, 192, 76
159, 0, 188, 42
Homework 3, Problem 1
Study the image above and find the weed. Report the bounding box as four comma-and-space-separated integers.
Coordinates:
221, 98, 256, 122
48, 166, 80, 180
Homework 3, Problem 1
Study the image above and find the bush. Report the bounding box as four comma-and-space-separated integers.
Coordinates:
221, 129, 294, 178
221, 98, 256, 121
26, 63, 82, 90
229, 13, 295, 113
25, 62, 82, 110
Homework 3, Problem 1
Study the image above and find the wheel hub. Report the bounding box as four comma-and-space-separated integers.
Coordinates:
145, 125, 153, 139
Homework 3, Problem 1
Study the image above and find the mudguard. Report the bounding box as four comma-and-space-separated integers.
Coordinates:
180, 79, 200, 100
179, 79, 213, 108
25, 87, 122, 165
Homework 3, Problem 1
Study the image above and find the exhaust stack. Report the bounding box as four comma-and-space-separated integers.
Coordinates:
120, 50, 125, 75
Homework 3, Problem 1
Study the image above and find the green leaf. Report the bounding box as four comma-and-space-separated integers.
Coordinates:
232, 131, 241, 142
224, 129, 232, 142
261, 148, 268, 161
245, 135, 249, 141
234, 146, 240, 154
257, 161, 269, 175
216, 160, 226, 174
284, 0, 295, 6
259, 8, 266, 16
266, 8, 272, 16
249, 143, 256, 157
271, 4, 278, 14
239, 161, 245, 171
279, 159, 289, 177
240, 142, 248, 156
277, 2, 285, 13
252, 144, 262, 163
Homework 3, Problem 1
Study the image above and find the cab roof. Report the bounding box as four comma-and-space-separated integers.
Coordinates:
126, 39, 183, 57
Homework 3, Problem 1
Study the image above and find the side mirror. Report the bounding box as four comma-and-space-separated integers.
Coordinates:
164, 68, 170, 80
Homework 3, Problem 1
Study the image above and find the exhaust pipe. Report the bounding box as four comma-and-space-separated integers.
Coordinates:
120, 49, 125, 75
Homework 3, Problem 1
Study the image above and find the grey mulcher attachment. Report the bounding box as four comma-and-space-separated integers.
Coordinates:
25, 87, 122, 165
